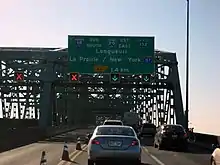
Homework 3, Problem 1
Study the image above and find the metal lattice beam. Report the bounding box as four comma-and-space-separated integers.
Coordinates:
0, 47, 184, 128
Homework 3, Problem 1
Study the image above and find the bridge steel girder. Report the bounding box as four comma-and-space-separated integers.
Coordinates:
0, 47, 184, 128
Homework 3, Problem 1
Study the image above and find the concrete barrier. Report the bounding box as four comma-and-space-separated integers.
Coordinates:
0, 119, 38, 130
192, 132, 220, 151
44, 125, 83, 137
0, 127, 44, 152
0, 125, 85, 153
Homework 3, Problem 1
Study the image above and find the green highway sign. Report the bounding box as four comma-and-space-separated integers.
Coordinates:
68, 35, 155, 74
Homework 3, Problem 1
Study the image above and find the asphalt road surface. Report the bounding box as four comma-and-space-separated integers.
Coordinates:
142, 137, 211, 165
0, 128, 92, 165
59, 136, 212, 165
69, 146, 159, 165
0, 130, 212, 165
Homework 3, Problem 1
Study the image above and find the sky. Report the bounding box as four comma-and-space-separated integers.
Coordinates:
0, 0, 220, 135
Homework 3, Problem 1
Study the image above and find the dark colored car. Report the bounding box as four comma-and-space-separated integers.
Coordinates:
154, 124, 188, 151
140, 123, 156, 137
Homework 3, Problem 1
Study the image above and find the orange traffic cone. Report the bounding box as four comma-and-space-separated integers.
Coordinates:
40, 151, 47, 165
76, 137, 82, 150
61, 142, 71, 161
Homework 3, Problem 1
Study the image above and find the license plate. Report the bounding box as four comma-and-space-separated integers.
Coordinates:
108, 141, 122, 147
172, 135, 178, 138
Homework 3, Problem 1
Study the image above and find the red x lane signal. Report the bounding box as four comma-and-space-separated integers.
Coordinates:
14, 72, 24, 81
69, 72, 79, 82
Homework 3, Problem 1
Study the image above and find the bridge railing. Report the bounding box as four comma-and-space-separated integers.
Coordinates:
193, 132, 220, 150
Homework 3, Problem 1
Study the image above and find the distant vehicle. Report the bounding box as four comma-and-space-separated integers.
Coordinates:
140, 123, 156, 137
211, 143, 220, 165
123, 112, 140, 125
123, 112, 140, 132
154, 124, 188, 151
103, 120, 123, 125
87, 125, 141, 165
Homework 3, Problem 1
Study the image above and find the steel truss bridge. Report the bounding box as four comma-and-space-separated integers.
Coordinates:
0, 47, 185, 129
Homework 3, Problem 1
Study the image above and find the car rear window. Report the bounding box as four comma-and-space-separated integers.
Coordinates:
104, 121, 122, 125
96, 127, 135, 136
163, 125, 185, 133
143, 123, 156, 128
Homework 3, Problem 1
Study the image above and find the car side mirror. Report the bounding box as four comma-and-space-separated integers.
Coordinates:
212, 144, 215, 149
138, 134, 142, 139
87, 133, 92, 139
212, 144, 219, 149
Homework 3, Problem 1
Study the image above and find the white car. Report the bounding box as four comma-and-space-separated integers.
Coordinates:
103, 119, 123, 125
211, 145, 220, 165
87, 125, 141, 165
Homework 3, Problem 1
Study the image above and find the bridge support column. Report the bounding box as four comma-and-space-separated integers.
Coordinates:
169, 59, 185, 126
77, 87, 89, 125
39, 82, 52, 128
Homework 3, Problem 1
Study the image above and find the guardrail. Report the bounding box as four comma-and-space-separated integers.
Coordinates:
44, 124, 89, 137
192, 132, 220, 151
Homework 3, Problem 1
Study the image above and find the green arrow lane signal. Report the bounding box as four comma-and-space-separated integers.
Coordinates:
143, 76, 149, 81
112, 75, 118, 81
110, 73, 120, 83
142, 74, 151, 82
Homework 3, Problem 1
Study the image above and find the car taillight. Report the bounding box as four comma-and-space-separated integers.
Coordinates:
161, 131, 167, 136
91, 139, 100, 145
131, 140, 139, 146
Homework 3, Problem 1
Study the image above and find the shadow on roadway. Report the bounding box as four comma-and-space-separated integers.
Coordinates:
91, 162, 152, 165
140, 137, 154, 147
156, 143, 212, 155
140, 137, 212, 155
187, 144, 212, 154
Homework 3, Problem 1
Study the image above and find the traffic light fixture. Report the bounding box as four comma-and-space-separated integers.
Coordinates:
142, 74, 151, 83
69, 72, 80, 82
14, 71, 24, 82
110, 73, 121, 83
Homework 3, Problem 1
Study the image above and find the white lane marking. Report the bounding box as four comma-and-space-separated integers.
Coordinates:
65, 146, 88, 165
149, 154, 165, 165
57, 144, 87, 165
142, 147, 165, 165
69, 144, 86, 158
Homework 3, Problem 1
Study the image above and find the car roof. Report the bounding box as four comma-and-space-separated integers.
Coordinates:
97, 125, 132, 129
143, 123, 155, 125
162, 124, 184, 128
104, 120, 122, 122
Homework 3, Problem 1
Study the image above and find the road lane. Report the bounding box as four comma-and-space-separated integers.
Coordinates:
142, 137, 211, 165
71, 147, 159, 165
144, 146, 201, 165
183, 144, 211, 164
0, 128, 91, 165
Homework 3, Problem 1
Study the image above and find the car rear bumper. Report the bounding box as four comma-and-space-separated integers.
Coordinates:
162, 138, 188, 147
141, 132, 155, 135
88, 149, 141, 160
